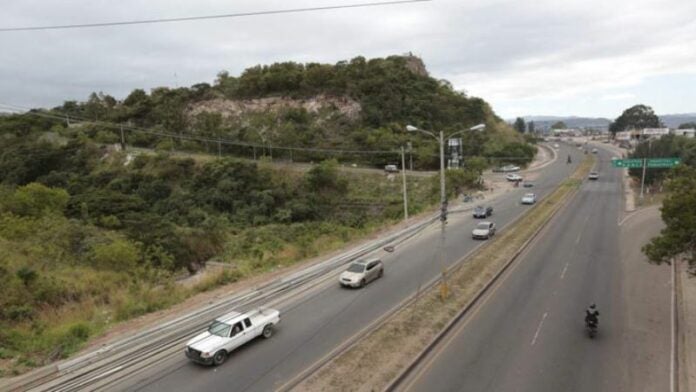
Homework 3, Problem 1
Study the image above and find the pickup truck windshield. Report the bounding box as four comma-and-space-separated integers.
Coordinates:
208, 321, 232, 337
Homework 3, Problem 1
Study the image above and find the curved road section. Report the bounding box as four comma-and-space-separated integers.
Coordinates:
394, 147, 672, 392
110, 145, 582, 392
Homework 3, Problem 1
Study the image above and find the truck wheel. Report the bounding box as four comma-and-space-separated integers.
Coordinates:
212, 350, 227, 366
262, 324, 274, 339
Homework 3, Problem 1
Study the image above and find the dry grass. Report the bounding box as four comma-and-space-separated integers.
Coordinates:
298, 156, 595, 391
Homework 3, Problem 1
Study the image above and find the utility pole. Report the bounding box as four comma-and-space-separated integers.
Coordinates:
407, 142, 413, 171
401, 146, 409, 220
639, 140, 652, 200
119, 124, 126, 151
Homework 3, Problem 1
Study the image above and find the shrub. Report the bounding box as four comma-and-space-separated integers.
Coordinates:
16, 267, 38, 287
91, 237, 141, 270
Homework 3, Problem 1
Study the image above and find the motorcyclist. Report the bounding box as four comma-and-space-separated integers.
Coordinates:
567, 155, 572, 164
585, 304, 599, 328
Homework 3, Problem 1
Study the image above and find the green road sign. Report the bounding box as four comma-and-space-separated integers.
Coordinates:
646, 158, 681, 168
612, 157, 681, 168
612, 158, 643, 168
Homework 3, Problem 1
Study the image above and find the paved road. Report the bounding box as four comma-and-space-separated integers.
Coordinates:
398, 148, 672, 392
114, 145, 583, 392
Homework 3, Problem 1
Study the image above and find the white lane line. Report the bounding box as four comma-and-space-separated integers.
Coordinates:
560, 262, 570, 280
575, 214, 591, 245
670, 260, 676, 392
531, 312, 548, 346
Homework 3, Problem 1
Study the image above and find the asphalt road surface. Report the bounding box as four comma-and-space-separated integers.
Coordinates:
114, 145, 584, 392
398, 147, 672, 392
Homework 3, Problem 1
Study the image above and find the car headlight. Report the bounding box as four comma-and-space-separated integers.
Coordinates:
201, 351, 212, 358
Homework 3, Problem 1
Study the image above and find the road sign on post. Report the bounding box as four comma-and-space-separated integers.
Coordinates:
611, 158, 643, 168
646, 158, 681, 168
613, 157, 682, 201
612, 157, 681, 169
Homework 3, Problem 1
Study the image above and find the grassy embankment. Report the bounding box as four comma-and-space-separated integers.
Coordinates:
299, 156, 595, 391
0, 165, 434, 378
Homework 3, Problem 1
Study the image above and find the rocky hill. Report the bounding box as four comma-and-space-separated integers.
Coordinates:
35, 54, 529, 169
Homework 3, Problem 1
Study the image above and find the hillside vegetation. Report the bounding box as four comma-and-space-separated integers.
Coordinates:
44, 54, 533, 168
0, 55, 533, 375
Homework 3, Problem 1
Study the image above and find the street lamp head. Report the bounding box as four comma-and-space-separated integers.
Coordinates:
406, 125, 419, 132
469, 124, 486, 132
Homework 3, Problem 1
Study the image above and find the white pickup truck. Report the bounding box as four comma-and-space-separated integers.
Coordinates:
185, 308, 280, 366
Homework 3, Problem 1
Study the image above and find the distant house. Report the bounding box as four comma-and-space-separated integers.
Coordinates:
672, 128, 695, 138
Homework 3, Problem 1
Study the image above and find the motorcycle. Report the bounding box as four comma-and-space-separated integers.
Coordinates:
585, 319, 598, 339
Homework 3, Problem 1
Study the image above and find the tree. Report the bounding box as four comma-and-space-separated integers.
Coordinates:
513, 117, 526, 133
527, 121, 536, 134
643, 165, 696, 274
678, 122, 696, 129
551, 121, 567, 130
609, 104, 662, 135
4, 183, 69, 217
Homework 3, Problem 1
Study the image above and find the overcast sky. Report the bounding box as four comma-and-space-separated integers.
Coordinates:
1, 0, 695, 119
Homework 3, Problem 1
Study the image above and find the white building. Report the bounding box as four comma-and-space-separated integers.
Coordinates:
672, 128, 695, 138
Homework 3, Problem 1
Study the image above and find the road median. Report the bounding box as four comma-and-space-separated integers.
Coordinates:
294, 156, 595, 392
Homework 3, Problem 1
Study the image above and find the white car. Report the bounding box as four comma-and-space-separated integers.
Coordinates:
553, 143, 560, 149
185, 308, 280, 366
505, 174, 523, 182
384, 164, 398, 173
521, 193, 537, 204
592, 148, 598, 154
588, 172, 599, 180
339, 258, 383, 288
472, 221, 496, 240
501, 165, 520, 172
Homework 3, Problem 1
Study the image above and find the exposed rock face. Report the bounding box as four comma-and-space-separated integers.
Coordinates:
402, 53, 428, 77
188, 94, 361, 121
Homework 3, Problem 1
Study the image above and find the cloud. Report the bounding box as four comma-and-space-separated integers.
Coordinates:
1, 0, 695, 118
600, 93, 636, 101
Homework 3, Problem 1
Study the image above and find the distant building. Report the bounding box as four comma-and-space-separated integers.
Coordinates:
672, 128, 695, 138
641, 128, 670, 138
552, 129, 582, 137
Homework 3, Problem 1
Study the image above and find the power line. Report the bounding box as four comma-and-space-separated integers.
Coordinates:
0, 103, 401, 156
0, 0, 431, 32
1, 103, 537, 162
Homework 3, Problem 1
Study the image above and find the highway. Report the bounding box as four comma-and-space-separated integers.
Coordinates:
395, 147, 673, 392
103, 144, 583, 392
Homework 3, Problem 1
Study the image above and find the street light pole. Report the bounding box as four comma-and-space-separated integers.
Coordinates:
406, 124, 485, 301
437, 130, 449, 300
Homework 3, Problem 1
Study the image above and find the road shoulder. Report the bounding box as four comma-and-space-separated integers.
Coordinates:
619, 205, 673, 391
679, 260, 695, 392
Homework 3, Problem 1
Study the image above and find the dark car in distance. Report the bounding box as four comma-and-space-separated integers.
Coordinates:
473, 205, 493, 219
